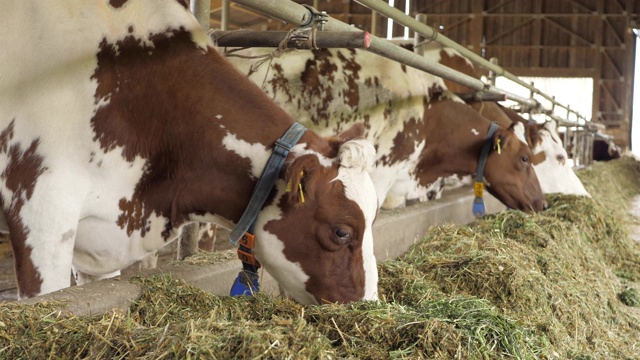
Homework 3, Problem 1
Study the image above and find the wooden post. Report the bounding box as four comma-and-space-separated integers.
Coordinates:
591, 0, 604, 123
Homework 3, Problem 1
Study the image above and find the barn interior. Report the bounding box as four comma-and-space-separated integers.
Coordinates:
209, 0, 639, 155
2, 1, 640, 358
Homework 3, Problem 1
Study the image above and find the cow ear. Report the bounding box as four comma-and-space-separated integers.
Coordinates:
284, 155, 319, 205
525, 124, 540, 147
492, 127, 511, 154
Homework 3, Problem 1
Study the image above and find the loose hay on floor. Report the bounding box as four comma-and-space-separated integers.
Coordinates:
1, 157, 639, 359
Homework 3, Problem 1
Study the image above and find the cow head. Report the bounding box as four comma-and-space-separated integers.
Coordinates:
483, 122, 548, 212
253, 130, 379, 305
525, 121, 591, 196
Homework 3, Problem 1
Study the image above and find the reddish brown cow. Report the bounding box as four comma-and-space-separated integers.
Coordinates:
0, 0, 380, 305
228, 47, 547, 212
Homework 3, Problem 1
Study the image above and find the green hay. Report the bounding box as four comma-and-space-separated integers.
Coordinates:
1, 157, 640, 359
618, 288, 640, 307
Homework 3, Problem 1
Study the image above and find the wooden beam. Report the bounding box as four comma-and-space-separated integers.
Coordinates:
485, 0, 516, 14
602, 17, 624, 46
623, 0, 636, 141
413, 13, 627, 18
504, 66, 597, 78
592, 0, 604, 122
600, 81, 621, 110
468, 1, 483, 54
485, 18, 535, 44
543, 17, 592, 45
601, 49, 623, 77
441, 16, 472, 34
420, 0, 450, 13
532, 2, 542, 67
562, 0, 594, 13
484, 45, 621, 50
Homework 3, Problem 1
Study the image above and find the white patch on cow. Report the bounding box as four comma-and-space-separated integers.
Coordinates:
290, 143, 334, 168
335, 142, 379, 301
471, 128, 479, 136
253, 183, 317, 305
512, 122, 528, 145
221, 132, 270, 179
443, 48, 474, 67
532, 122, 590, 197
215, 114, 222, 119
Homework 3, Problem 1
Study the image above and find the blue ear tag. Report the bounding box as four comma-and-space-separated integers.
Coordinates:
230, 270, 260, 297
473, 197, 486, 217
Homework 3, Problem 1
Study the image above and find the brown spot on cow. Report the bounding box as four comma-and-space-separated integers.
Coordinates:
0, 120, 14, 153
109, 0, 128, 8
379, 116, 424, 166
90, 26, 305, 241
117, 195, 147, 237
336, 49, 361, 108
0, 131, 47, 297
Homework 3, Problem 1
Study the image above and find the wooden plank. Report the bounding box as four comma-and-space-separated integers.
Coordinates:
532, 1, 543, 67
469, 1, 484, 54
592, 0, 604, 122
485, 0, 517, 14
503, 66, 597, 78
543, 17, 592, 45
561, 0, 594, 12
485, 18, 535, 44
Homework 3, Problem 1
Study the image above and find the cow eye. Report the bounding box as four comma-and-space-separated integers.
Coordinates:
521, 155, 529, 164
331, 226, 353, 245
556, 154, 565, 162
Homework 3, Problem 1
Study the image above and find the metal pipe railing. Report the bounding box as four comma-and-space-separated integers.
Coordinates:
231, 0, 539, 108
231, 0, 602, 162
353, 0, 589, 123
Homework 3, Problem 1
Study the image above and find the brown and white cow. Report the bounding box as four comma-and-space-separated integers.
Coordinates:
0, 0, 380, 305
424, 45, 590, 196
227, 47, 546, 212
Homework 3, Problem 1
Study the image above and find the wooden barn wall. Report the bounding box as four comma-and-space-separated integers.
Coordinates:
211, 0, 639, 149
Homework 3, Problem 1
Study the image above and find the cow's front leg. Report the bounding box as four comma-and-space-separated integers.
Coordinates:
6, 215, 78, 299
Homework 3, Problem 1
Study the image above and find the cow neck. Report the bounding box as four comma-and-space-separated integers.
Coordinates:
472, 122, 499, 217
228, 121, 308, 246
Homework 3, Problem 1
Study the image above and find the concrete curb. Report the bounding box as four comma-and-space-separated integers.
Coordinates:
19, 186, 505, 316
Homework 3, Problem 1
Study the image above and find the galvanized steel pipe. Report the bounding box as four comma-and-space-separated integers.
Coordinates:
353, 0, 587, 120
231, 0, 486, 91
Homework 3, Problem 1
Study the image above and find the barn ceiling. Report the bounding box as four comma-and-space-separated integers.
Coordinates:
207, 0, 639, 150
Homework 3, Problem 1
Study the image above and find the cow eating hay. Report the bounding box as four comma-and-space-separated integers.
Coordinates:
1, 157, 639, 358
0, 0, 380, 305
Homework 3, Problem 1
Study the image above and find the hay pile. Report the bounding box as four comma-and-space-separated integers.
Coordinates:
1, 157, 639, 359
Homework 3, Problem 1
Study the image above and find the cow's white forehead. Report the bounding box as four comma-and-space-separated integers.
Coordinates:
512, 122, 528, 145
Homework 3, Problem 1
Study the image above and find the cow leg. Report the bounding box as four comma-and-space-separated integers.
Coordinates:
4, 208, 80, 298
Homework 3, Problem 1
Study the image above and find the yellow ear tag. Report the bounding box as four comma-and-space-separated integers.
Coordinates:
496, 138, 502, 155
298, 171, 305, 203
285, 178, 292, 192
